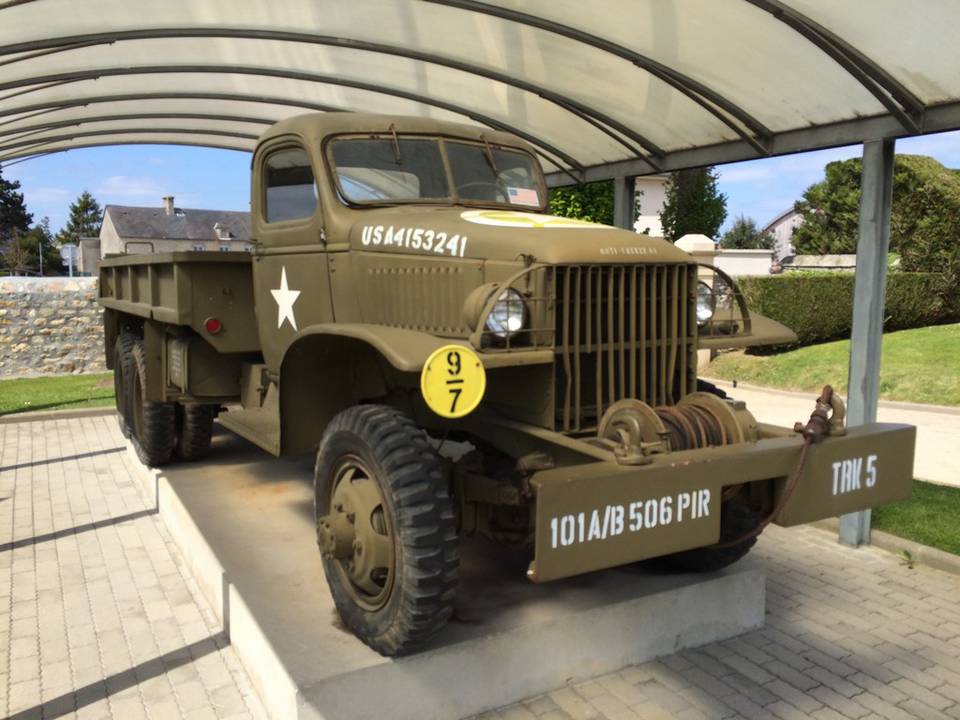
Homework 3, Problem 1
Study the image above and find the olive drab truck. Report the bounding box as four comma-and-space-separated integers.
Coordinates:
99, 113, 915, 656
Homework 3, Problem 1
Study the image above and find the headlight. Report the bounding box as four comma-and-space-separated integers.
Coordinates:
485, 288, 527, 338
696, 281, 715, 326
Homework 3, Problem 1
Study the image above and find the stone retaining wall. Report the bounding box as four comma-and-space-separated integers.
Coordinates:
0, 277, 105, 377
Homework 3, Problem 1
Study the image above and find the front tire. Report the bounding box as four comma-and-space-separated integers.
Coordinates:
314, 405, 458, 656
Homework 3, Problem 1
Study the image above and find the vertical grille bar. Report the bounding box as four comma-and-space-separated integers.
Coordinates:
606, 267, 615, 408
659, 266, 668, 406
639, 266, 647, 403
573, 267, 583, 433
649, 266, 658, 405
618, 266, 626, 401
561, 266, 573, 432
666, 265, 679, 404
629, 266, 637, 399
595, 266, 603, 421
679, 265, 689, 403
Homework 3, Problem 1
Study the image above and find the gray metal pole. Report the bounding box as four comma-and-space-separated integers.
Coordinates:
839, 138, 896, 547
613, 176, 636, 230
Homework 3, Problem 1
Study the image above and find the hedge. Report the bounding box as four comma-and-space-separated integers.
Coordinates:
736, 272, 955, 346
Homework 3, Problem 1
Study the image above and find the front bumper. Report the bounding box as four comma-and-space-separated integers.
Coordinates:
528, 423, 915, 582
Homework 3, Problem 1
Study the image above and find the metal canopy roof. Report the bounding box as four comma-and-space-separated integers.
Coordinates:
2, 0, 959, 183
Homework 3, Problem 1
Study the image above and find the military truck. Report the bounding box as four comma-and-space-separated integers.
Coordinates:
99, 113, 915, 656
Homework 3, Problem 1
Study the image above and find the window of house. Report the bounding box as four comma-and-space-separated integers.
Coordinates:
264, 147, 318, 223
192, 244, 206, 252
219, 245, 231, 252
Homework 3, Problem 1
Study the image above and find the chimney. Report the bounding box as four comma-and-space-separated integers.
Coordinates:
162, 196, 175, 215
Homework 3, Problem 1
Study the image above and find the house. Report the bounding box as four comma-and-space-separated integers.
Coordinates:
761, 207, 804, 260
98, 197, 252, 265
634, 174, 668, 235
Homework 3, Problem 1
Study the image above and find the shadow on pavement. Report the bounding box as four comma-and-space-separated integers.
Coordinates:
6, 632, 228, 720
0, 446, 125, 473
0, 506, 157, 552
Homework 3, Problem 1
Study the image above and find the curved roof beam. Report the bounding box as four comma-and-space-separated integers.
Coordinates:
0, 112, 276, 142
0, 92, 348, 125
0, 65, 592, 174
0, 28, 660, 163
743, 0, 925, 133
0, 127, 261, 155
0, 139, 250, 166
422, 0, 773, 155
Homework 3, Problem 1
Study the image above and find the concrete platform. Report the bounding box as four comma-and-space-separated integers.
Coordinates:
132, 426, 765, 720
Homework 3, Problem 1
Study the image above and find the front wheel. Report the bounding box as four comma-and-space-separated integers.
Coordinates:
314, 405, 458, 656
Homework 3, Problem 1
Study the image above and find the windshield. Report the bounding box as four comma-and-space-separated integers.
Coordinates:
329, 135, 544, 208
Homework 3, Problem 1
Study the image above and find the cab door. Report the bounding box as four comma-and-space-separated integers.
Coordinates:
251, 137, 333, 373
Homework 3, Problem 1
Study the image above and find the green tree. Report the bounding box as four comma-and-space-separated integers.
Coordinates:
548, 180, 616, 224
55, 190, 103, 245
659, 167, 727, 242
548, 179, 645, 227
792, 154, 960, 256
24, 218, 63, 275
719, 215, 774, 250
0, 167, 33, 244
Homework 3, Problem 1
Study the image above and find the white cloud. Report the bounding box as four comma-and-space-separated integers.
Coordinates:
96, 175, 170, 199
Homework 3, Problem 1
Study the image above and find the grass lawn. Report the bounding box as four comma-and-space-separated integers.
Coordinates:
706, 323, 960, 406
873, 480, 960, 556
0, 372, 115, 416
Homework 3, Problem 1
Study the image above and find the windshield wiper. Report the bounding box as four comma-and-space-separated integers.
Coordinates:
479, 134, 498, 174
388, 124, 402, 165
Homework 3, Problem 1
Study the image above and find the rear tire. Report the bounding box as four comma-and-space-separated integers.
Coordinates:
113, 333, 137, 438
175, 404, 217, 461
651, 502, 760, 573
314, 405, 459, 656
128, 339, 176, 467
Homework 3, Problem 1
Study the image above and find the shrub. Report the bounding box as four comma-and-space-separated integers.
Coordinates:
736, 272, 954, 346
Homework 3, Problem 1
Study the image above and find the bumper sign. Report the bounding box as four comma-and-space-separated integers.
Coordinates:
421, 345, 486, 418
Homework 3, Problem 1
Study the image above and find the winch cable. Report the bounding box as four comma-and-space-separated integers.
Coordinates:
711, 385, 836, 550
656, 403, 727, 451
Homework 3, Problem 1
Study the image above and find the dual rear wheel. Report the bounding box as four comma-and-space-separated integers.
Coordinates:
113, 333, 217, 466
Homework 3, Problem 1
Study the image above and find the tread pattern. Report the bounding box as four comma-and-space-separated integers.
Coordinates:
129, 340, 176, 467
113, 333, 137, 438
176, 404, 217, 461
651, 502, 759, 573
315, 405, 459, 656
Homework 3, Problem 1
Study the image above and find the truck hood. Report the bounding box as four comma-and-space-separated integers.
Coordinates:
346, 207, 693, 264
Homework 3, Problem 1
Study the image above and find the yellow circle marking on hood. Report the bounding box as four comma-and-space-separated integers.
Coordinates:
460, 210, 607, 229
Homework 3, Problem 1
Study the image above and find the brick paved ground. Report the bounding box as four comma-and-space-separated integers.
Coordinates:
5, 414, 960, 720
474, 524, 960, 720
0, 415, 266, 720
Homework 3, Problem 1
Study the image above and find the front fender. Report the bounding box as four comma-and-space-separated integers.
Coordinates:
289, 323, 553, 373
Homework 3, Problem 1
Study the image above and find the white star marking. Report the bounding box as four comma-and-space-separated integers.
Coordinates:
271, 267, 301, 331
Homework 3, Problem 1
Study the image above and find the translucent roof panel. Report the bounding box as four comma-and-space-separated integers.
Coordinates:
1, 0, 959, 182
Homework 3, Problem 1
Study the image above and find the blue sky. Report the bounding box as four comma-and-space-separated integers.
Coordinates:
5, 130, 960, 235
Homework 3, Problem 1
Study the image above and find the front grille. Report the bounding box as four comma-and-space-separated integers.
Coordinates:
554, 264, 698, 433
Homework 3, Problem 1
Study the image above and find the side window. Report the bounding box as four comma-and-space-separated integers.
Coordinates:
264, 147, 318, 223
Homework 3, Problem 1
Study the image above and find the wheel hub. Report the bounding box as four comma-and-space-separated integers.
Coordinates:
322, 457, 395, 608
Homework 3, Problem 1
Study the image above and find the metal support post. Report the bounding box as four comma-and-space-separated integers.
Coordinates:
839, 138, 895, 547
613, 176, 636, 230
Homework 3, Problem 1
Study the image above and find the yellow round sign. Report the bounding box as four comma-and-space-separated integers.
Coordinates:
420, 345, 486, 418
